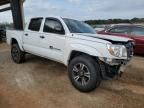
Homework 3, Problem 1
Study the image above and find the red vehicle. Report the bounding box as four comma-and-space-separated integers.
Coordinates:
98, 25, 144, 54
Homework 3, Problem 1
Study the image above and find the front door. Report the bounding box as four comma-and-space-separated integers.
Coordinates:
39, 18, 66, 62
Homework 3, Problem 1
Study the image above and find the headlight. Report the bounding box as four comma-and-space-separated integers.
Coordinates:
107, 44, 127, 57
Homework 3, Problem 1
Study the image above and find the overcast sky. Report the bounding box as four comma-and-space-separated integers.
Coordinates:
0, 0, 144, 23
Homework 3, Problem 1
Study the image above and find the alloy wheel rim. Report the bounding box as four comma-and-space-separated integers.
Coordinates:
12, 47, 19, 61
72, 63, 91, 86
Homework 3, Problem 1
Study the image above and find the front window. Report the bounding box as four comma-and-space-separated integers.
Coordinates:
63, 18, 96, 34
43, 18, 65, 34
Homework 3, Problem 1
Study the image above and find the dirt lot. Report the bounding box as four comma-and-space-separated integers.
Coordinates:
0, 43, 144, 108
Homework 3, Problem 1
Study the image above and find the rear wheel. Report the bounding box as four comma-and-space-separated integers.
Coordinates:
11, 44, 25, 64
68, 55, 101, 92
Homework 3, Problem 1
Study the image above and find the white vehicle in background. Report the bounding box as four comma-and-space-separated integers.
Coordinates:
94, 25, 106, 32
6, 16, 134, 92
94, 24, 111, 32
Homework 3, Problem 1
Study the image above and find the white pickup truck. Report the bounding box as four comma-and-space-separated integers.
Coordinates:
7, 16, 134, 92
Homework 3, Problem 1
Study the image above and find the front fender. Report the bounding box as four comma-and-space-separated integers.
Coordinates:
64, 43, 103, 65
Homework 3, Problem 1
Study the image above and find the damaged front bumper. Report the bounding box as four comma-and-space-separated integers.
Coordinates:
118, 59, 132, 74
98, 57, 132, 80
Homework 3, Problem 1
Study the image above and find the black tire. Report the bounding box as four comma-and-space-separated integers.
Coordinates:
68, 55, 101, 92
11, 44, 25, 64
0, 36, 2, 43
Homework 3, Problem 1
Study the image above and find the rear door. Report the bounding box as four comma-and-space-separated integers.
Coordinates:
23, 18, 43, 54
130, 26, 144, 54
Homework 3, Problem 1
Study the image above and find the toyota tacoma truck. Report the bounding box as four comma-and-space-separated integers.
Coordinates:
6, 16, 134, 92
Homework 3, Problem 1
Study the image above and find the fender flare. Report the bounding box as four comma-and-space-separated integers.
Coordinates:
10, 37, 24, 51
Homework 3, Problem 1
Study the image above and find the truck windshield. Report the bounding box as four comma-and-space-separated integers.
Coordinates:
63, 18, 96, 34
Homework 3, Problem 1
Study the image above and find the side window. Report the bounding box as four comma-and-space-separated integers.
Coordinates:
28, 18, 43, 31
109, 27, 130, 34
132, 27, 144, 36
43, 18, 65, 34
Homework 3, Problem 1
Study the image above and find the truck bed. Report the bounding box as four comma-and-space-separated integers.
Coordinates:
6, 29, 24, 45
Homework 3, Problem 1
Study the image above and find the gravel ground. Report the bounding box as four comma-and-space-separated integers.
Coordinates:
0, 43, 144, 108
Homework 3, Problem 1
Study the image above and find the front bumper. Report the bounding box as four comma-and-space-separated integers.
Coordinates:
99, 57, 132, 66
98, 41, 134, 79
118, 59, 132, 73
98, 57, 132, 79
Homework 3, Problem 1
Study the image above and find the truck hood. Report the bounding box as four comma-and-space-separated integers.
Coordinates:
73, 33, 133, 43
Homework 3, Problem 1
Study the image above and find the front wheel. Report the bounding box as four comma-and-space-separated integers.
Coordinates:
11, 44, 25, 64
68, 55, 101, 92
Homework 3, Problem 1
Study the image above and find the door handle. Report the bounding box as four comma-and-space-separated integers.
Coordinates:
49, 46, 53, 49
40, 36, 45, 39
25, 33, 28, 36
